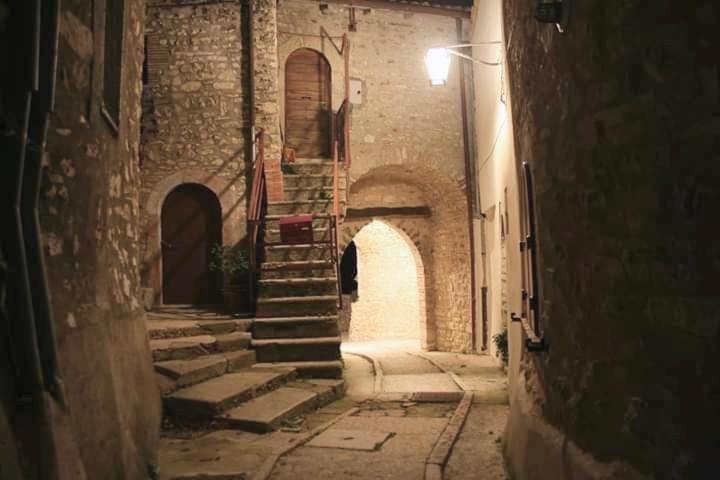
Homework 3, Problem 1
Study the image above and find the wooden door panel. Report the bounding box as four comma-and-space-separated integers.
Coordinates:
285, 49, 331, 158
161, 184, 222, 305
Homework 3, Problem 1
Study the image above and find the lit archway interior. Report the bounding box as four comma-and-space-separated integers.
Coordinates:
348, 220, 425, 344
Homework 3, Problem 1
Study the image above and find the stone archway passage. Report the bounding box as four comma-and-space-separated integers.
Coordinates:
285, 48, 332, 158
161, 184, 222, 305
349, 220, 425, 344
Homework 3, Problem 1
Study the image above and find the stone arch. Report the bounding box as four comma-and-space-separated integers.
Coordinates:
343, 163, 472, 352
142, 168, 245, 305
346, 219, 429, 348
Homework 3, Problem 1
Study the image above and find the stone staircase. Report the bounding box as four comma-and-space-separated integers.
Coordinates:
149, 306, 344, 433
253, 160, 346, 379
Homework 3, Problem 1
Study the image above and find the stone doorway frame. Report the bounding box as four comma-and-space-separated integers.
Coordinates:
143, 169, 244, 306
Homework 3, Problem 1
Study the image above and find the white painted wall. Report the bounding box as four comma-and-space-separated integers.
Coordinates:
470, 0, 523, 385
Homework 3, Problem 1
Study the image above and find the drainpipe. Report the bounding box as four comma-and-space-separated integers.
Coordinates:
456, 18, 478, 352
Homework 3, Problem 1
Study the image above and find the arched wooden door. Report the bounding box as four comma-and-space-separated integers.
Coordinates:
285, 48, 332, 158
161, 184, 222, 305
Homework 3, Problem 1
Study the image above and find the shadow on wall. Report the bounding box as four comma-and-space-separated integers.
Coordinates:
347, 220, 425, 343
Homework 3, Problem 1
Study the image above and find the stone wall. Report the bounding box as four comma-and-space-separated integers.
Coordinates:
141, 0, 249, 301
279, 1, 473, 351
342, 163, 472, 352
502, 0, 720, 477
277, 0, 466, 183
0, 0, 160, 477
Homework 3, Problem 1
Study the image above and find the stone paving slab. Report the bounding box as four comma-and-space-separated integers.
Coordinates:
268, 416, 446, 480
382, 373, 460, 393
306, 428, 393, 451
444, 405, 510, 480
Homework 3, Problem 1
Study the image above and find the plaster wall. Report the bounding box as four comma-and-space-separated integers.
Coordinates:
470, 0, 523, 376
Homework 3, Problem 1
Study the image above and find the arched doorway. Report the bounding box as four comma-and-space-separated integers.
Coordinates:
285, 48, 331, 158
161, 184, 222, 305
348, 221, 426, 346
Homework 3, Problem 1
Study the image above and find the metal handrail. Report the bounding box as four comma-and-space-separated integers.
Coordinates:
248, 129, 266, 275
332, 141, 342, 307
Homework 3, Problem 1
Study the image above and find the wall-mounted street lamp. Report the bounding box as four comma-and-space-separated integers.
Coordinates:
424, 43, 502, 86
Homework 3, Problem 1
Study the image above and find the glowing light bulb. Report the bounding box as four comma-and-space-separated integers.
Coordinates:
425, 48, 451, 86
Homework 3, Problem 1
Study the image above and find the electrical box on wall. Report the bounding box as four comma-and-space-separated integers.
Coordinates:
350, 78, 363, 105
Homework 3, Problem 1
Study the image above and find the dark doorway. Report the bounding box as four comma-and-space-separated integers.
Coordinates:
161, 184, 222, 305
285, 48, 332, 158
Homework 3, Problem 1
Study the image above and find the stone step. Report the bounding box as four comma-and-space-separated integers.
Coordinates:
149, 306, 239, 319
164, 368, 296, 419
265, 227, 331, 244
150, 335, 217, 362
252, 315, 339, 339
154, 350, 257, 392
150, 332, 251, 362
265, 213, 333, 231
253, 361, 344, 379
215, 331, 252, 351
255, 295, 338, 317
267, 200, 343, 216
264, 243, 333, 263
283, 174, 347, 189
252, 336, 342, 363
260, 260, 336, 280
258, 277, 338, 298
146, 318, 251, 340
284, 187, 343, 201
283, 159, 335, 175
219, 387, 319, 433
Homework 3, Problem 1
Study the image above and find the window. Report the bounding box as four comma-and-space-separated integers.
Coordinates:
103, 0, 125, 130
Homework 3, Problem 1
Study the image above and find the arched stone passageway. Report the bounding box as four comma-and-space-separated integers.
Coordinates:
342, 163, 473, 353
347, 220, 426, 345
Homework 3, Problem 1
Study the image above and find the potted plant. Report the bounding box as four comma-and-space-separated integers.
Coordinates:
209, 244, 250, 314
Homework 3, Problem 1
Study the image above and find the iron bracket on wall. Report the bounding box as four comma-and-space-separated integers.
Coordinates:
510, 312, 549, 352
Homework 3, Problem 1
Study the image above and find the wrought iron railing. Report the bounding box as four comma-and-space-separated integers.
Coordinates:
248, 129, 266, 305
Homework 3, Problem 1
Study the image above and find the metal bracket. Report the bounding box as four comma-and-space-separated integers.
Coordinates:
526, 337, 549, 352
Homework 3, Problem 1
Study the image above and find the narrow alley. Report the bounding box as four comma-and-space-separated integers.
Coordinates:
1, 0, 719, 479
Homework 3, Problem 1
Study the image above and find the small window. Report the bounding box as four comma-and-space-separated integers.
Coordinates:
103, 0, 125, 130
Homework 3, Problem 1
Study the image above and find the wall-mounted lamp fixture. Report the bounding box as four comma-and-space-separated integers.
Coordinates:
424, 43, 502, 86
534, 0, 571, 33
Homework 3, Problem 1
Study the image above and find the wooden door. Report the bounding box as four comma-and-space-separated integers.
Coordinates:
285, 49, 332, 158
161, 184, 222, 305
